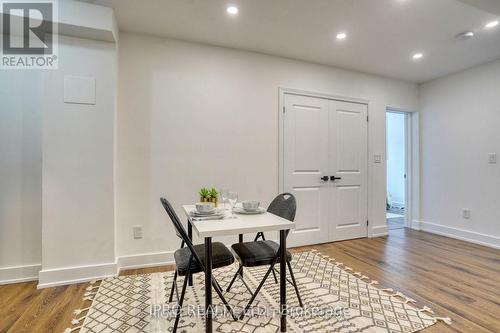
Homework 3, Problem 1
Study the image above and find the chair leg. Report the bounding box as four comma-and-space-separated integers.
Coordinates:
168, 270, 178, 302
271, 267, 278, 284
239, 253, 279, 319
226, 266, 242, 292
287, 260, 303, 308
173, 273, 189, 333
253, 232, 266, 241
212, 278, 238, 321
213, 276, 223, 293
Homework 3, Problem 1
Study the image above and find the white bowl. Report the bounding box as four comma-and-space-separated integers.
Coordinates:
196, 202, 215, 213
242, 200, 260, 212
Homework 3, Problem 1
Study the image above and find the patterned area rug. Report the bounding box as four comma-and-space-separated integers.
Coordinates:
66, 250, 450, 333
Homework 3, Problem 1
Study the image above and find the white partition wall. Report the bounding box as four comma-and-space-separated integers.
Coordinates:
0, 1, 119, 287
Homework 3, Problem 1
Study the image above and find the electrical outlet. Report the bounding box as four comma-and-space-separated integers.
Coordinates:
462, 209, 471, 219
488, 153, 497, 164
374, 155, 382, 163
133, 225, 143, 239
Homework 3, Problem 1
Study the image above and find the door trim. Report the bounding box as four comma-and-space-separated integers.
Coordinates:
386, 107, 420, 230
278, 87, 370, 239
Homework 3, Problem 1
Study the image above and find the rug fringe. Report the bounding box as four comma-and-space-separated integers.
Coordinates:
315, 251, 349, 270
435, 317, 453, 325
313, 251, 451, 328
71, 315, 87, 325
85, 285, 99, 292
418, 306, 434, 314
389, 291, 416, 304
64, 280, 101, 333
73, 306, 91, 316
267, 250, 447, 328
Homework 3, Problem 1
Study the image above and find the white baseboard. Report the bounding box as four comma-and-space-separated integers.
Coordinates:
37, 261, 118, 289
419, 221, 500, 250
370, 225, 388, 237
117, 250, 175, 271
28, 251, 176, 288
410, 220, 421, 230
2, 250, 175, 288
0, 264, 41, 285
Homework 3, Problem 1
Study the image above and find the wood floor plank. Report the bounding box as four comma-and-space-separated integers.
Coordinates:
1, 228, 499, 333
0, 282, 40, 333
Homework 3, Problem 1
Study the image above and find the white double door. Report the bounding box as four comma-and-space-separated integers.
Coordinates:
283, 93, 368, 247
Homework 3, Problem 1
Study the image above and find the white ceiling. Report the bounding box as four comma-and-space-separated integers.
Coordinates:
81, 0, 500, 83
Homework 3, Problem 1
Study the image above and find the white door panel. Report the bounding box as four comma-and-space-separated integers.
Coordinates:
283, 93, 368, 246
329, 100, 368, 241
284, 94, 330, 246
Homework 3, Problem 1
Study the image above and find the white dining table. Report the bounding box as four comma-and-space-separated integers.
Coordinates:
182, 205, 295, 333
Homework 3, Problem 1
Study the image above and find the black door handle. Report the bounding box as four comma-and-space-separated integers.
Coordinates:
321, 176, 329, 182
330, 176, 342, 181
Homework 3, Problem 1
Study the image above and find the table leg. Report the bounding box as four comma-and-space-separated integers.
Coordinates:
205, 237, 213, 333
188, 220, 193, 286
238, 234, 243, 278
280, 230, 287, 332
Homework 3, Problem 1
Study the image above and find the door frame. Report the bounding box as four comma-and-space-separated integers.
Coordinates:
386, 107, 420, 229
278, 87, 370, 238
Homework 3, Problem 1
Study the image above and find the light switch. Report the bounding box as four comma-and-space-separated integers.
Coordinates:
488, 153, 497, 164
64, 75, 96, 105
374, 155, 382, 163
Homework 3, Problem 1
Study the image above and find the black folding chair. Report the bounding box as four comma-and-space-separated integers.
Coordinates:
160, 198, 237, 332
226, 193, 303, 318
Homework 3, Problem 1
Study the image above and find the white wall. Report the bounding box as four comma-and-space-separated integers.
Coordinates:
0, 1, 119, 286
0, 71, 43, 283
37, 35, 117, 287
386, 112, 406, 207
419, 58, 500, 248
116, 33, 419, 263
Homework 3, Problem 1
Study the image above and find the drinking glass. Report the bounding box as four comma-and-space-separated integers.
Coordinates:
227, 191, 238, 213
220, 188, 228, 209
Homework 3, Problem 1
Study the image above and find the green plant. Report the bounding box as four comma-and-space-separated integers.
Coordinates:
209, 188, 218, 199
199, 187, 210, 198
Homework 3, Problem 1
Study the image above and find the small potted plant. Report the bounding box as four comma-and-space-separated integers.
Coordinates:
199, 188, 210, 202
209, 188, 218, 207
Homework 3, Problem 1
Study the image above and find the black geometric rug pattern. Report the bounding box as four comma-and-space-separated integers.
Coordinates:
69, 251, 447, 333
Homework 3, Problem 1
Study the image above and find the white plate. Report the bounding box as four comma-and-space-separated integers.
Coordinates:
191, 210, 216, 216
191, 208, 226, 216
233, 207, 266, 215
191, 214, 227, 221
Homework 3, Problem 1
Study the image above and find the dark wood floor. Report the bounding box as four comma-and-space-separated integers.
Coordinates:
1, 228, 499, 333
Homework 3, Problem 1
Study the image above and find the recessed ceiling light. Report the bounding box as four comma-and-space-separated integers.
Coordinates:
412, 53, 423, 60
456, 31, 474, 40
336, 32, 347, 40
485, 20, 499, 29
226, 6, 238, 15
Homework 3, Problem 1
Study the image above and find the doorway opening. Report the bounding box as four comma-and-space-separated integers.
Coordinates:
386, 111, 408, 230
